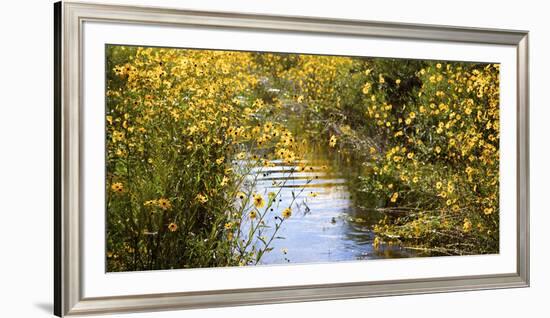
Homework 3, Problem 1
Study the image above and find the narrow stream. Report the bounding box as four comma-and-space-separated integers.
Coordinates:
242, 142, 417, 265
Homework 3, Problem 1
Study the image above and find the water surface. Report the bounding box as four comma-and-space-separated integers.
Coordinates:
241, 144, 417, 265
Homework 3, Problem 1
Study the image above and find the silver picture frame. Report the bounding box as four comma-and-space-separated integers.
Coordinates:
54, 1, 530, 316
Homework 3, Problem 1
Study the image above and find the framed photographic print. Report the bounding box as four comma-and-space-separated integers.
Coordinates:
54, 1, 529, 316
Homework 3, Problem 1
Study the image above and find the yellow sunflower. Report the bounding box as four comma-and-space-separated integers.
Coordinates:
236, 192, 246, 200
157, 198, 171, 210
168, 222, 178, 232
111, 182, 124, 193
282, 207, 292, 219
329, 135, 337, 148
253, 193, 265, 209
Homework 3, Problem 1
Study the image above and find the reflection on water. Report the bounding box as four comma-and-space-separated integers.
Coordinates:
241, 144, 417, 265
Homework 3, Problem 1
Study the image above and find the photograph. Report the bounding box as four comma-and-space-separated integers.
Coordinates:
105, 45, 500, 272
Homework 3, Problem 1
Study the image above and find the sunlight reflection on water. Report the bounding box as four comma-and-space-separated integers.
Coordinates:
240, 153, 416, 265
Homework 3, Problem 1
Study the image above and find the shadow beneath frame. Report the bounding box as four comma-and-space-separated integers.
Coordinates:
33, 302, 53, 314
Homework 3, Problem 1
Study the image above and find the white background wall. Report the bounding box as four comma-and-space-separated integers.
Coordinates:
0, 0, 547, 317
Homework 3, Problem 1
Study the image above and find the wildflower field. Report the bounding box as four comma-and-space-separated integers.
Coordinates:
106, 45, 499, 272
